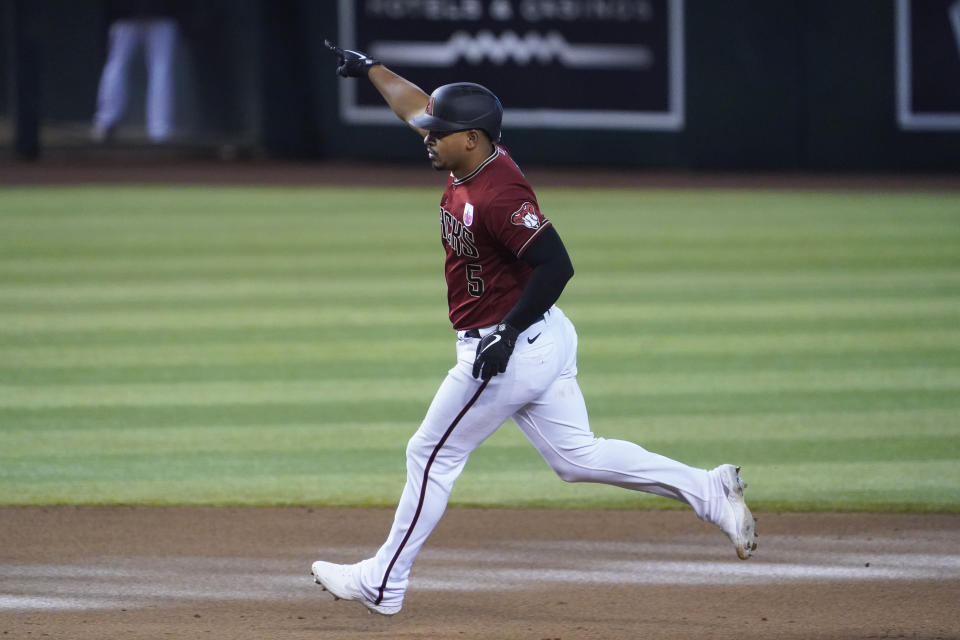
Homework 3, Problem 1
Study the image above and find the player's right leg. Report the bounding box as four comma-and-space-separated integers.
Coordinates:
312, 337, 526, 614
93, 20, 141, 138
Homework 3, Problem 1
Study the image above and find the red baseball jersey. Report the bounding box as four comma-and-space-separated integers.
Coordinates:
439, 145, 551, 330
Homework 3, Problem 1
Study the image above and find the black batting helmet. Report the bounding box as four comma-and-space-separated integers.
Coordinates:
411, 82, 503, 142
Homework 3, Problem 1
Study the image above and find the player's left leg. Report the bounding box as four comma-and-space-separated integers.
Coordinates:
510, 308, 756, 555
143, 18, 177, 142
513, 374, 723, 522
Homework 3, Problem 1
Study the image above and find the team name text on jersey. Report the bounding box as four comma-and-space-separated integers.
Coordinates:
441, 207, 479, 258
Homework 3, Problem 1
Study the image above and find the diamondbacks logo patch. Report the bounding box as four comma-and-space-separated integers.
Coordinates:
510, 202, 541, 230
463, 203, 474, 227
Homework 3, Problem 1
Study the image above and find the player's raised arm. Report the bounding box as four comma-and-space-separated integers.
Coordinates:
368, 66, 430, 136
323, 39, 429, 136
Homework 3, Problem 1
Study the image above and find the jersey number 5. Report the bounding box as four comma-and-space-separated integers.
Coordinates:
466, 264, 484, 297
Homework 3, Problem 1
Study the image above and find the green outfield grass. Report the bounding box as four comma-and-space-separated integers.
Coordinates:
1, 185, 958, 512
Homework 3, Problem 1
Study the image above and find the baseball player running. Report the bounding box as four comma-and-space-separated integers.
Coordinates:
312, 41, 758, 616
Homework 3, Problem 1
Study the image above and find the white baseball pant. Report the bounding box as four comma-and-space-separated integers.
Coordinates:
356, 305, 730, 608
93, 18, 177, 142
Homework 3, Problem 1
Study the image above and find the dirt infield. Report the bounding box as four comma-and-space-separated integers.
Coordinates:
2, 507, 959, 639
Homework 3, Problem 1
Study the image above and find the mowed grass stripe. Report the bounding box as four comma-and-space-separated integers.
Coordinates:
0, 422, 415, 455
1, 387, 957, 429
7, 276, 960, 311
2, 298, 957, 332
0, 392, 956, 426
4, 333, 960, 368
6, 464, 956, 510
3, 236, 954, 278
6, 347, 960, 385
5, 268, 960, 297
3, 408, 956, 454
1, 476, 412, 507
3, 446, 957, 510
570, 246, 958, 270
3, 244, 954, 286
5, 291, 959, 321
5, 437, 955, 481
0, 339, 452, 368
0, 254, 439, 283
4, 322, 957, 351
449, 461, 960, 512
585, 407, 960, 441
1, 366, 958, 408
5, 411, 957, 509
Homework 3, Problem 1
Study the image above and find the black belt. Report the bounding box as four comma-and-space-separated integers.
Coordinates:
463, 314, 544, 339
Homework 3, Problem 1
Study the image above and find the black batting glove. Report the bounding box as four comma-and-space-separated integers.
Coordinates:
472, 323, 520, 380
323, 39, 380, 78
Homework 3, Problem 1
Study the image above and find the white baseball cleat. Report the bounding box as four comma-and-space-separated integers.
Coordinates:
714, 464, 758, 560
310, 561, 401, 616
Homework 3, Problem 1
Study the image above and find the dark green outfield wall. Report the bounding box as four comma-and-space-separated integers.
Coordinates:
5, 0, 959, 169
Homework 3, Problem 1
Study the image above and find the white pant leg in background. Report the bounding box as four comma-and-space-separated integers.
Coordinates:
93, 18, 177, 141
94, 20, 143, 131
143, 18, 177, 141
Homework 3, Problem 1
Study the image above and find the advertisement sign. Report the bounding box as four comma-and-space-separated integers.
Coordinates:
896, 0, 960, 130
337, 0, 684, 130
